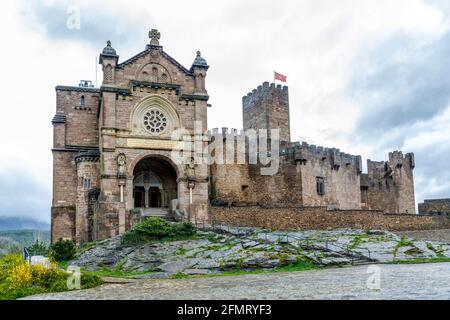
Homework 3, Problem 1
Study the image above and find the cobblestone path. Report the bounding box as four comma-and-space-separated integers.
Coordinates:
24, 263, 450, 300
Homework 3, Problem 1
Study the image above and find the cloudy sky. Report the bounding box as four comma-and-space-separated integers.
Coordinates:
1, 0, 449, 223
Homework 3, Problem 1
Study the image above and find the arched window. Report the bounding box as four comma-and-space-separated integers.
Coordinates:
152, 67, 158, 82
80, 95, 85, 107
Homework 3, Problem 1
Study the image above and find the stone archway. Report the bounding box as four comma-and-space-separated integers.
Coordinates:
132, 156, 178, 217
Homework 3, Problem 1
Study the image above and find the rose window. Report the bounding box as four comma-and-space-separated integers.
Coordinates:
143, 110, 167, 134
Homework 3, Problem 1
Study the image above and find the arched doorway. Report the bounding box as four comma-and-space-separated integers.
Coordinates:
133, 157, 178, 216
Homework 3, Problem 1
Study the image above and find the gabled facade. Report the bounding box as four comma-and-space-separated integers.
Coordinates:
52, 30, 210, 244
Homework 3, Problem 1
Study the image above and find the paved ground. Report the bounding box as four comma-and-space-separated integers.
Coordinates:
395, 229, 450, 243
25, 263, 450, 300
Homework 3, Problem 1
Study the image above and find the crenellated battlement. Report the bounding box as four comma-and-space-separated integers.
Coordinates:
242, 81, 289, 108
388, 151, 415, 169
207, 127, 246, 138
283, 141, 362, 172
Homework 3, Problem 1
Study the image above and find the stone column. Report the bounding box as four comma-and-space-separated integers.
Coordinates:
144, 186, 150, 208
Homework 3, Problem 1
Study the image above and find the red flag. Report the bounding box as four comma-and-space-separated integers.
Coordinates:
274, 71, 287, 82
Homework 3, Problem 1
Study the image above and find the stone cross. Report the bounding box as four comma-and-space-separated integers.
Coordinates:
149, 29, 161, 46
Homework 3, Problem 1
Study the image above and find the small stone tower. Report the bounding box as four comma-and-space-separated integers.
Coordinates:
242, 81, 290, 143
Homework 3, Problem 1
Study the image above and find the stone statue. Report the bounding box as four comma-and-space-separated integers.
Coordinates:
117, 153, 127, 177
186, 158, 195, 179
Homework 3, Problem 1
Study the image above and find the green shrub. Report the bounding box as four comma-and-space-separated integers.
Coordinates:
50, 239, 76, 262
80, 272, 103, 289
172, 221, 196, 238
28, 240, 49, 256
0, 254, 103, 300
122, 218, 196, 245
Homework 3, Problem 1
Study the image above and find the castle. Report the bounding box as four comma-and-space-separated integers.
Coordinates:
51, 30, 416, 244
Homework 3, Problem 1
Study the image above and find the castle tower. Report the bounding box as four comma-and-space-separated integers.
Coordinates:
242, 81, 290, 143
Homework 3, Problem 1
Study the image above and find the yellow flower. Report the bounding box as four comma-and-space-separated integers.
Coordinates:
6, 263, 32, 289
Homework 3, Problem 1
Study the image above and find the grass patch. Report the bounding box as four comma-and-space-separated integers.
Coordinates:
169, 272, 189, 279
403, 247, 424, 256
393, 236, 415, 256
193, 257, 319, 279
426, 243, 445, 257
202, 233, 225, 243
175, 247, 187, 256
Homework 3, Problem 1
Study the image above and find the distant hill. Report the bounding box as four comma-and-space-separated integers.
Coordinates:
0, 217, 50, 231
0, 230, 50, 247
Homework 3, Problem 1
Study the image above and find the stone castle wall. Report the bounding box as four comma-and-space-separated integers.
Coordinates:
211, 206, 450, 231
419, 199, 450, 215
362, 152, 416, 214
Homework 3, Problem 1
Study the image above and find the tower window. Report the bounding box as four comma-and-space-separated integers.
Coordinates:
316, 177, 325, 195
80, 95, 85, 107
152, 67, 158, 82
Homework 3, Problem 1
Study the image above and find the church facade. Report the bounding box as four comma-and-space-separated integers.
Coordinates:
51, 30, 416, 244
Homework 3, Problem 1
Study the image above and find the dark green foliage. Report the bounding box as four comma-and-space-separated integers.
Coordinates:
50, 239, 76, 262
172, 221, 197, 238
28, 240, 49, 256
122, 218, 197, 245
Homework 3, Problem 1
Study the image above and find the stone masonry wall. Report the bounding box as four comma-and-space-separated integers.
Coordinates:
51, 206, 75, 242
211, 206, 450, 231
242, 82, 290, 142
55, 88, 100, 147
419, 199, 450, 215
363, 152, 415, 214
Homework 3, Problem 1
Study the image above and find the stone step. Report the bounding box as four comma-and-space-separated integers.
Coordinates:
141, 208, 175, 221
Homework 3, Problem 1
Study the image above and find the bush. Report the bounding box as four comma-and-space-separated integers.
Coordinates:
80, 272, 103, 289
28, 240, 49, 256
0, 254, 103, 300
50, 239, 76, 262
122, 218, 197, 245
172, 221, 197, 238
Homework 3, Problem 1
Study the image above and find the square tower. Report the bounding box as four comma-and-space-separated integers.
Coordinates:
242, 81, 290, 142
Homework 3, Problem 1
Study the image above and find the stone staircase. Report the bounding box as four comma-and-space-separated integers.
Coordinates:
142, 208, 173, 220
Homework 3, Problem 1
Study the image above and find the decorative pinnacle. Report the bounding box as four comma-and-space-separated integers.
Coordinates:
149, 29, 161, 46
197, 51, 201, 57
106, 40, 111, 46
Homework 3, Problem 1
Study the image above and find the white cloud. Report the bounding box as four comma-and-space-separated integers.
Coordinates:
0, 0, 449, 222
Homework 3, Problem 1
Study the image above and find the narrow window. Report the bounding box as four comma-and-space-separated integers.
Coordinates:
361, 186, 369, 204
80, 95, 85, 107
152, 67, 158, 82
316, 177, 325, 195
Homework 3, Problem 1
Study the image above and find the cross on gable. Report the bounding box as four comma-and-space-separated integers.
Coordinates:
149, 29, 161, 46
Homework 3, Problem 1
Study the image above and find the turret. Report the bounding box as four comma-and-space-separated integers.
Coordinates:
190, 51, 209, 95
99, 40, 119, 85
